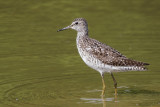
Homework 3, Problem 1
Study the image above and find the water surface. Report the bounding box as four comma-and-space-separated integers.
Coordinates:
0, 0, 160, 107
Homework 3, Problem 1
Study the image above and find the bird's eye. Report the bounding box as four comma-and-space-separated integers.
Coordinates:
75, 22, 78, 25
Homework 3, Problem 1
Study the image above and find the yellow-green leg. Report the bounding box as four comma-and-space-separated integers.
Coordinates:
101, 74, 106, 96
111, 72, 117, 96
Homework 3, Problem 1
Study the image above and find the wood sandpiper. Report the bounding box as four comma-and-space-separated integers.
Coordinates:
57, 18, 149, 96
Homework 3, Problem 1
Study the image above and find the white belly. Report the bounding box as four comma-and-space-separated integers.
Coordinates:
77, 47, 112, 74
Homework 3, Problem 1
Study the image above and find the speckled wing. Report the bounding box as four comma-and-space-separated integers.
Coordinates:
85, 38, 149, 67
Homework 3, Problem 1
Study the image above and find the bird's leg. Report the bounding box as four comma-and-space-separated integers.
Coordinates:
111, 72, 117, 96
101, 73, 106, 96
101, 95, 107, 107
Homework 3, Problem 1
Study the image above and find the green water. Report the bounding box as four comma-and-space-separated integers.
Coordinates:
0, 0, 160, 107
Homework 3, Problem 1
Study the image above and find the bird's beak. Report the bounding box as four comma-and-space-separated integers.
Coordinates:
57, 25, 71, 32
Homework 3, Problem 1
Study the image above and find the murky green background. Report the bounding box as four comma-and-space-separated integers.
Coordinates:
0, 0, 160, 107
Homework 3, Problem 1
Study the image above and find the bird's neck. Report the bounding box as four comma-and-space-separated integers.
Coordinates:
76, 31, 89, 46
77, 30, 88, 37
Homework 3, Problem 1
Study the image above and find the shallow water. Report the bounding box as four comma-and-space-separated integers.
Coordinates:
0, 0, 160, 107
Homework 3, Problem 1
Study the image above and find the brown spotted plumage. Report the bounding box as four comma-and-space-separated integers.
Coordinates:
79, 36, 149, 67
